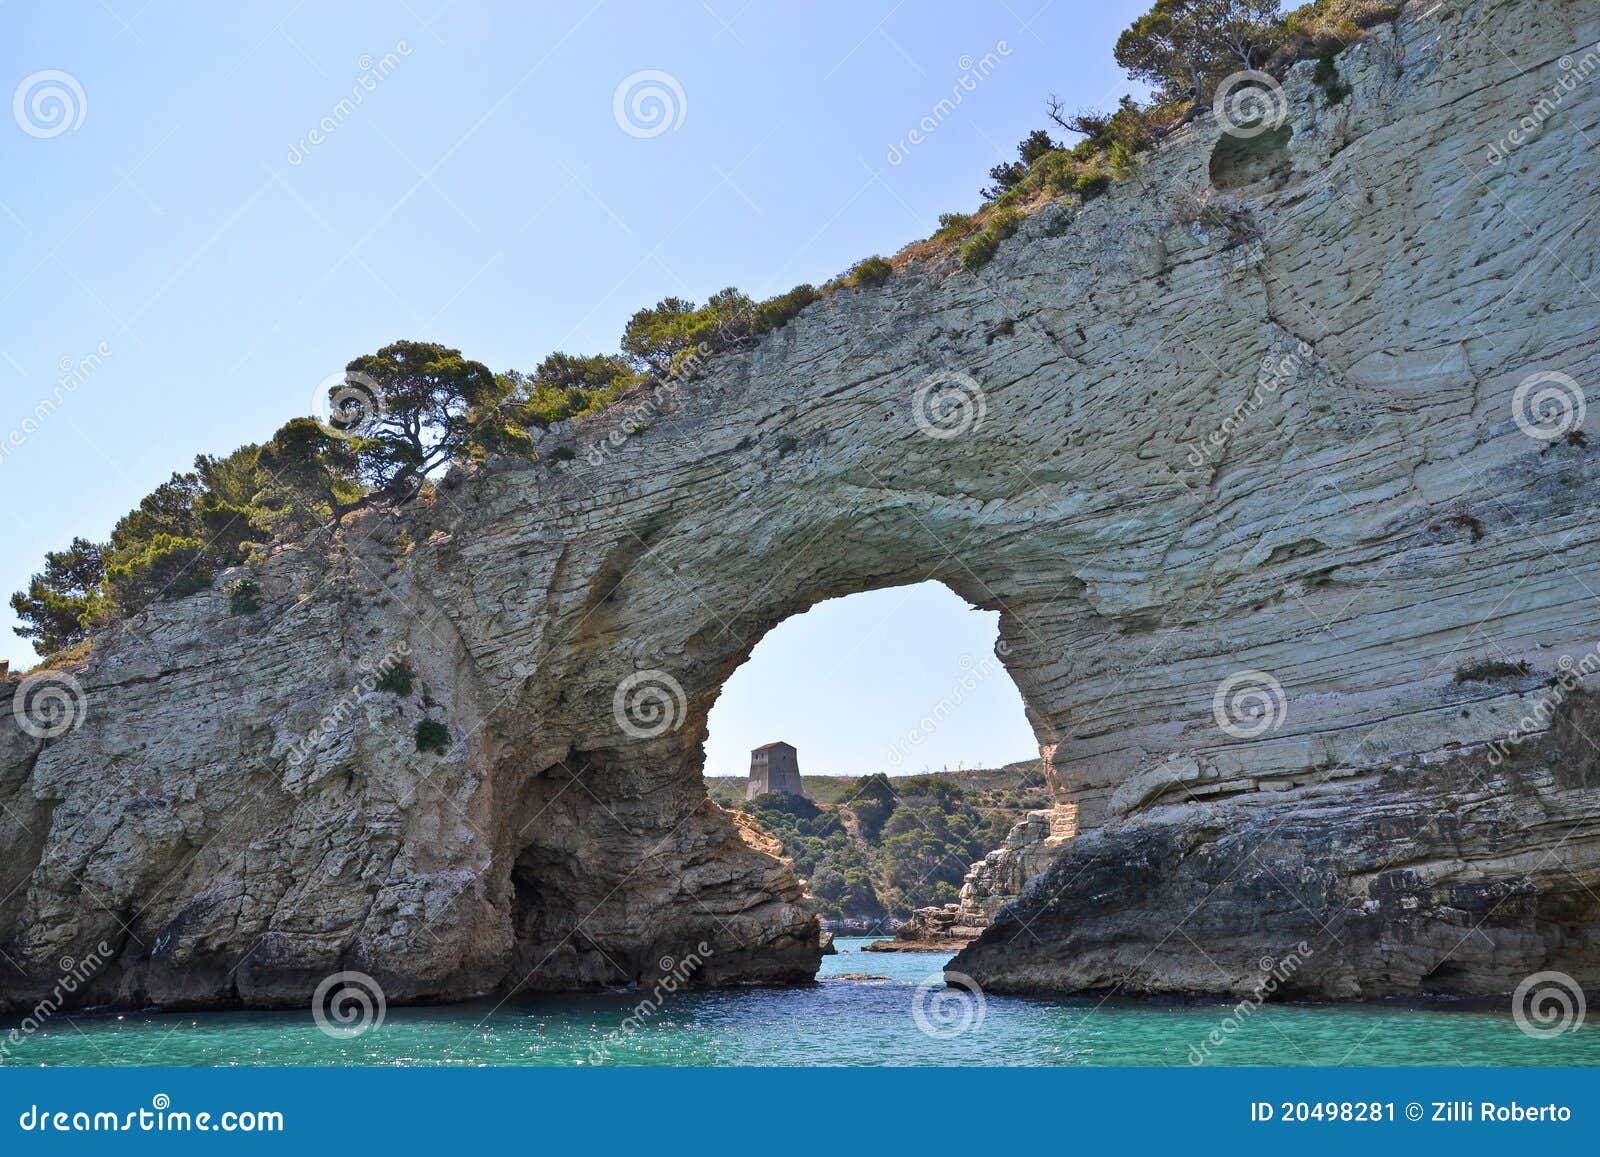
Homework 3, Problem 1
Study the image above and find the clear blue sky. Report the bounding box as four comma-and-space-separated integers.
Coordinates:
3, 0, 1147, 767
704, 581, 1036, 777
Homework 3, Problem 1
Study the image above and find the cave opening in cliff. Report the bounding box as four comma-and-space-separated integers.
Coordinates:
700, 579, 1047, 933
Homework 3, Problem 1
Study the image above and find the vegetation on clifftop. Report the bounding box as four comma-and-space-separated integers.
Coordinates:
10, 0, 1402, 666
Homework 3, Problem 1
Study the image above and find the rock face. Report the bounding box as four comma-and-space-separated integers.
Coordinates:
955, 691, 1600, 997
896, 808, 1074, 945
4, 0, 1600, 1010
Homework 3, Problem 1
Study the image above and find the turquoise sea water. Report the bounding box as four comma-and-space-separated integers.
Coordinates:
4, 940, 1596, 1067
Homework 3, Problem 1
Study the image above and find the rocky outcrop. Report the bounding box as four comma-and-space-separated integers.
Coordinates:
955, 690, 1600, 997
893, 807, 1073, 946
4, 0, 1599, 1009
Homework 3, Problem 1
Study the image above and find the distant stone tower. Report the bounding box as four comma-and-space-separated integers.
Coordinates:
746, 741, 804, 800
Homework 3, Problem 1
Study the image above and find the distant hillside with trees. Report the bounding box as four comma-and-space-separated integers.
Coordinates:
705, 761, 1048, 924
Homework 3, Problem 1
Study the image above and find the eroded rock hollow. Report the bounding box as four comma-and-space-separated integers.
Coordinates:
4, 0, 1599, 1009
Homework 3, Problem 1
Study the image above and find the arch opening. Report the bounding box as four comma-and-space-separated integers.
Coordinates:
699, 580, 1053, 940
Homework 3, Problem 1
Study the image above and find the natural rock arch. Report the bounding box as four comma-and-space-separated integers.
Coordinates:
4, 0, 1600, 1009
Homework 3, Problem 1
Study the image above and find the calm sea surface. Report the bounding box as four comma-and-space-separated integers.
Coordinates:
4, 939, 1596, 1066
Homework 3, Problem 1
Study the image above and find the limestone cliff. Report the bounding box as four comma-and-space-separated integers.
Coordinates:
894, 808, 1074, 946
4, 0, 1600, 1009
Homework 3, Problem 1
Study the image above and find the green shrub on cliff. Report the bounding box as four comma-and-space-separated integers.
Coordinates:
225, 578, 261, 615
960, 208, 1022, 271
415, 718, 451, 753
850, 256, 893, 287
377, 661, 415, 696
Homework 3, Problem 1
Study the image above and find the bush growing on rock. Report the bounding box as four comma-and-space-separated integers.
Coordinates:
1455, 659, 1533, 684
340, 341, 503, 501
415, 718, 451, 753
104, 535, 214, 610
983, 129, 1060, 201
1279, 0, 1400, 57
377, 661, 415, 696
225, 578, 261, 615
960, 208, 1022, 271
850, 256, 893, 287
